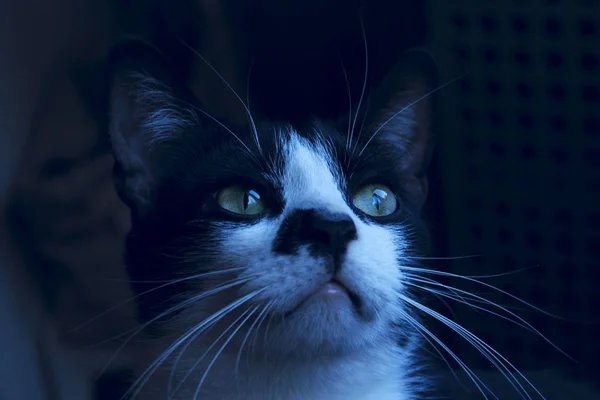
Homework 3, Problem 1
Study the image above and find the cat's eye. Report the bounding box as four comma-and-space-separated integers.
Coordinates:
352, 184, 398, 217
216, 186, 265, 216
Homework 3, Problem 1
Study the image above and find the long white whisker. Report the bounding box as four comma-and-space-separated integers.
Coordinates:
256, 304, 276, 362
68, 268, 247, 334
101, 276, 255, 380
405, 273, 478, 312
406, 277, 531, 326
351, 90, 372, 157
403, 256, 540, 280
406, 303, 525, 399
339, 55, 353, 158
417, 285, 546, 338
90, 275, 253, 351
404, 278, 570, 359
235, 301, 272, 384
400, 311, 496, 399
403, 266, 565, 320
347, 14, 369, 152
133, 324, 201, 400
463, 267, 537, 280
193, 305, 260, 399
421, 288, 462, 322
169, 305, 259, 399
124, 289, 264, 399
166, 321, 217, 397
189, 103, 260, 164
356, 75, 464, 159
404, 254, 480, 261
180, 40, 262, 153
401, 295, 545, 399
400, 317, 468, 389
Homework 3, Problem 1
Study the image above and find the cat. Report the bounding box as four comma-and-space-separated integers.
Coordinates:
106, 38, 437, 400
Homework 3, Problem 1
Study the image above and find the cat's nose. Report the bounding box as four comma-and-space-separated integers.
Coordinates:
306, 210, 357, 254
273, 208, 358, 265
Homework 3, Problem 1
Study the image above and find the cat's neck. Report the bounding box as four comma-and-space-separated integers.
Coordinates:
136, 335, 417, 400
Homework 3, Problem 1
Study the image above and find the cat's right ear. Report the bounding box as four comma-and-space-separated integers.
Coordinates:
107, 39, 197, 217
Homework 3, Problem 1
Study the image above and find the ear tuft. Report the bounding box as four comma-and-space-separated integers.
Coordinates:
106, 38, 197, 216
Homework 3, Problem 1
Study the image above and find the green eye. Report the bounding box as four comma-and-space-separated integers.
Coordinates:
352, 184, 398, 217
216, 186, 264, 215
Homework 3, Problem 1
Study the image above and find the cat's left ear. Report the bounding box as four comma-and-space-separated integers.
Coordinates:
363, 49, 438, 202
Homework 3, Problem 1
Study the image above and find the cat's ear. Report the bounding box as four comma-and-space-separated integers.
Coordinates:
363, 49, 438, 202
107, 39, 197, 216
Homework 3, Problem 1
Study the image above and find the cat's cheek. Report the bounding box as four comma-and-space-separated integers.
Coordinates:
340, 223, 404, 318
239, 251, 330, 311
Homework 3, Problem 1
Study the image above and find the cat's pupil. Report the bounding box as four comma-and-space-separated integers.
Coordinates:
372, 189, 387, 211
373, 195, 381, 210
243, 192, 249, 210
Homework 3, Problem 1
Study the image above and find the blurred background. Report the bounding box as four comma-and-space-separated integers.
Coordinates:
427, 0, 600, 387
1, 0, 598, 398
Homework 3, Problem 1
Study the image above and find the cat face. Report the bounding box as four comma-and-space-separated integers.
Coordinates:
204, 130, 412, 355
107, 40, 436, 360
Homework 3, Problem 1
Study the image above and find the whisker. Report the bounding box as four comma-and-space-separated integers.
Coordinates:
404, 254, 480, 261
124, 289, 264, 399
338, 54, 352, 160
421, 289, 461, 322
418, 285, 547, 338
403, 266, 566, 320
98, 276, 256, 378
404, 278, 570, 359
406, 276, 521, 317
351, 90, 372, 157
67, 268, 247, 334
258, 305, 277, 360
400, 311, 496, 399
166, 320, 217, 397
463, 267, 538, 280
356, 75, 464, 159
180, 40, 262, 153
404, 256, 539, 280
347, 13, 369, 153
189, 103, 260, 164
399, 318, 468, 390
405, 273, 477, 312
193, 305, 260, 399
401, 295, 546, 399
405, 306, 522, 400
235, 301, 272, 384
169, 305, 259, 399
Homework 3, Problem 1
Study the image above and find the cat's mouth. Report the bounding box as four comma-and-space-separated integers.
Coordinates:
285, 279, 363, 317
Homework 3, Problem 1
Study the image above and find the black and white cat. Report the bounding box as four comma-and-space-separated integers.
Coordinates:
107, 39, 437, 399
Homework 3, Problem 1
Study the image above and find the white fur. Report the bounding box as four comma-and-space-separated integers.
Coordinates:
134, 129, 419, 399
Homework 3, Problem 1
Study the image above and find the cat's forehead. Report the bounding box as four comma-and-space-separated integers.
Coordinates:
277, 130, 348, 213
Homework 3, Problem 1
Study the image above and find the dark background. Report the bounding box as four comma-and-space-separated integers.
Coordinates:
428, 0, 600, 385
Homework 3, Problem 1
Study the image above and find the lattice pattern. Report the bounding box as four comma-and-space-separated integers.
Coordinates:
427, 0, 600, 383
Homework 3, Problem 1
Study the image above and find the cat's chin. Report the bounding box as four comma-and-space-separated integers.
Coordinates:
254, 301, 388, 361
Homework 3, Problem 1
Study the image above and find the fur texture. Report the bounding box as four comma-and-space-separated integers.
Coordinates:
107, 39, 437, 399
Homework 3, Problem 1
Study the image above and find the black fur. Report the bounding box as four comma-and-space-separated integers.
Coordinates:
106, 38, 437, 347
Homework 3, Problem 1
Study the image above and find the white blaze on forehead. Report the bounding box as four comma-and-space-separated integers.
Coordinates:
280, 132, 349, 214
